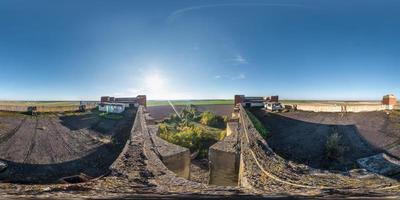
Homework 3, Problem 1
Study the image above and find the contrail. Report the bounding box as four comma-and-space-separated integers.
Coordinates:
167, 100, 181, 119
167, 3, 313, 24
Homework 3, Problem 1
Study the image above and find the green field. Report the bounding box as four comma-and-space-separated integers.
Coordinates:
147, 99, 233, 107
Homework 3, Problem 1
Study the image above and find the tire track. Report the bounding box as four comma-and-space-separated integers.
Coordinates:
38, 117, 56, 164
23, 116, 38, 163
0, 116, 28, 145
48, 114, 79, 156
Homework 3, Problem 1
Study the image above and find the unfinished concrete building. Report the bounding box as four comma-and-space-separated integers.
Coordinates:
234, 95, 279, 108
100, 95, 147, 107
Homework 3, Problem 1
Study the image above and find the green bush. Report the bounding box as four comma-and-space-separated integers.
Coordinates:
219, 130, 227, 140
326, 133, 344, 160
158, 108, 228, 158
200, 111, 227, 129
180, 104, 201, 122
246, 110, 268, 139
158, 123, 220, 158
99, 112, 123, 120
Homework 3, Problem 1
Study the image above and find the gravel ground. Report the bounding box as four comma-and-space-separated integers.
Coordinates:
0, 109, 135, 183
189, 159, 209, 184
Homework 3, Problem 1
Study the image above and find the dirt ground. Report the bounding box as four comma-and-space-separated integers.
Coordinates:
189, 159, 209, 184
0, 109, 135, 183
147, 105, 234, 121
252, 109, 400, 171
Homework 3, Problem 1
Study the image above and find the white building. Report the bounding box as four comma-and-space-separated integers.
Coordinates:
98, 103, 127, 113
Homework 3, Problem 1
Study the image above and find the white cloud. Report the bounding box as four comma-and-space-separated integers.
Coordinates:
214, 73, 246, 80
224, 54, 248, 65
231, 73, 246, 80
166, 3, 311, 24
232, 54, 248, 65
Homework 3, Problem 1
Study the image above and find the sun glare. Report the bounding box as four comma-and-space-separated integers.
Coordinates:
144, 73, 165, 91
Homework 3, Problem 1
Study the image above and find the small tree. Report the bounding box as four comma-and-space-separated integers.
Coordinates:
200, 111, 226, 129
326, 133, 344, 160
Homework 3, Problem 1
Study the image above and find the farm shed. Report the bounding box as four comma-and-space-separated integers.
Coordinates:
98, 103, 126, 113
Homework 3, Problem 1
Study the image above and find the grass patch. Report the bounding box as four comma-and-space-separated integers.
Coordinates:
99, 112, 123, 120
147, 99, 233, 107
246, 110, 268, 139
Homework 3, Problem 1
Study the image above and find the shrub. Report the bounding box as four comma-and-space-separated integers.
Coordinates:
246, 110, 268, 139
159, 124, 220, 158
180, 104, 201, 122
171, 126, 218, 158
200, 111, 226, 129
219, 130, 227, 140
166, 113, 181, 123
159, 108, 227, 158
326, 133, 344, 160
158, 123, 172, 141
99, 112, 123, 120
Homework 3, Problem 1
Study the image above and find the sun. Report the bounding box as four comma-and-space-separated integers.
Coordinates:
144, 73, 165, 91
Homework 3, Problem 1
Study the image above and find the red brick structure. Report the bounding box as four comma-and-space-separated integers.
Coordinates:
100, 95, 147, 107
101, 96, 111, 103
234, 95, 245, 106
137, 95, 147, 107
382, 94, 397, 106
265, 95, 279, 102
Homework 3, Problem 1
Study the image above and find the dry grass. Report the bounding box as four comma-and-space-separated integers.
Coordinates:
0, 101, 88, 107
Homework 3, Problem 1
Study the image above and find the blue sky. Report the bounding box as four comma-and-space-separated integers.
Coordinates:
0, 0, 399, 100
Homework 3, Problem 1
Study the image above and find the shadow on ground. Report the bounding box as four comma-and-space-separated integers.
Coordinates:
0, 110, 135, 183
251, 110, 397, 172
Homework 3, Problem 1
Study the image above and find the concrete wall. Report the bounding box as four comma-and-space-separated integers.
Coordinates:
345, 104, 387, 112
148, 125, 190, 179
0, 103, 97, 113
162, 150, 191, 179
236, 104, 400, 193
208, 122, 240, 186
296, 104, 388, 113
0, 105, 28, 112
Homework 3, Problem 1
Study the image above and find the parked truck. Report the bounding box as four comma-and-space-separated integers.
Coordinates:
265, 102, 284, 112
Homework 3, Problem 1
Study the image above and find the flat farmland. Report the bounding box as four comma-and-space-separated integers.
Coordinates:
147, 104, 234, 121
0, 101, 98, 107
147, 99, 233, 107
0, 108, 135, 183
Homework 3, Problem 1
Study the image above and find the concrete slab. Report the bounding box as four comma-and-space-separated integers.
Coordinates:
357, 153, 400, 176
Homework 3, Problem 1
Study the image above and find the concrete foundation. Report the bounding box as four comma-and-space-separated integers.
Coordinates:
357, 153, 400, 176
208, 122, 240, 186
